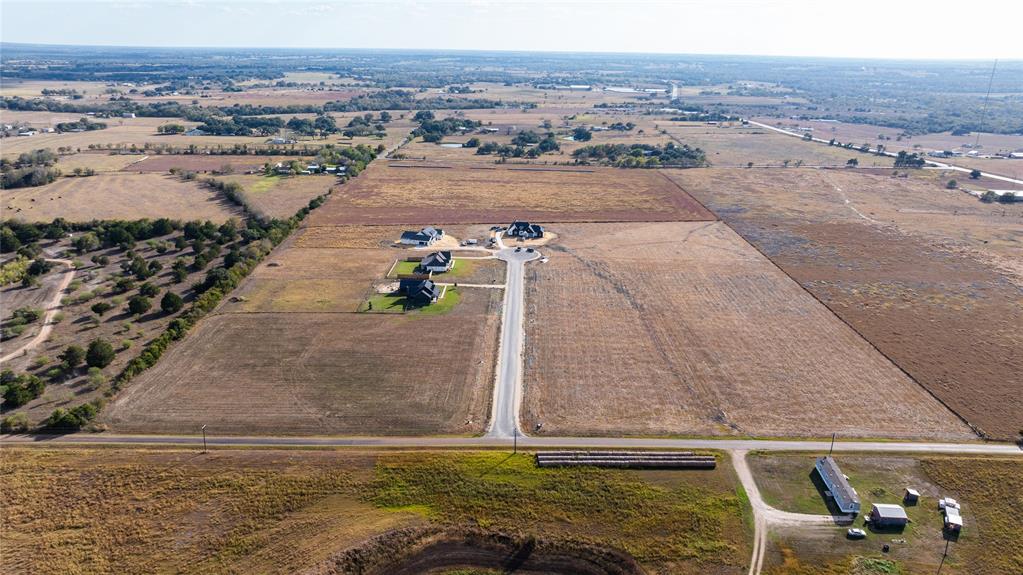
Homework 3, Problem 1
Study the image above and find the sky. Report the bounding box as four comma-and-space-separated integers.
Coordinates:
2, 0, 1021, 60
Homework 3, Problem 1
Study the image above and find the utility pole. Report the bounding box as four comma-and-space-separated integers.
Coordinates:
829, 432, 836, 456
201, 424, 207, 454
513, 428, 518, 454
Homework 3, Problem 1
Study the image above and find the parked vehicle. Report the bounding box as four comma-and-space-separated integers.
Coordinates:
847, 528, 867, 539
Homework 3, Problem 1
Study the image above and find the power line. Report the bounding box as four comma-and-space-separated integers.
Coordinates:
974, 59, 998, 150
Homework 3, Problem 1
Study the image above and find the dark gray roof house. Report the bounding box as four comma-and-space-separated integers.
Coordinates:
815, 456, 861, 514
507, 221, 544, 239
400, 226, 444, 246
420, 251, 453, 273
398, 278, 438, 306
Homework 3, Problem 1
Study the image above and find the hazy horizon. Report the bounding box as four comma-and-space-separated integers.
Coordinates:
2, 0, 1021, 61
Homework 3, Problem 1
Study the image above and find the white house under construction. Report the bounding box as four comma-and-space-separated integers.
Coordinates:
815, 456, 861, 514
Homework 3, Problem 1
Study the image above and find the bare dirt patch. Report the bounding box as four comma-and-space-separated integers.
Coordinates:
669, 168, 1023, 440
521, 221, 971, 440
306, 163, 715, 226
2, 172, 242, 222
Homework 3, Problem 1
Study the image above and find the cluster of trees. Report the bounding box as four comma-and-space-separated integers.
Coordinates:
285, 115, 339, 137
197, 114, 285, 136
323, 89, 515, 112
572, 142, 706, 168
1, 370, 45, 408
474, 137, 559, 159
342, 112, 389, 138
314, 144, 380, 176
608, 122, 636, 131
412, 112, 482, 142
1, 149, 62, 190
893, 151, 927, 168
55, 117, 107, 133
1, 307, 42, 341
157, 123, 186, 134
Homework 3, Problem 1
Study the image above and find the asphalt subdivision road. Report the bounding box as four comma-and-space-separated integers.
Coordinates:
485, 245, 540, 439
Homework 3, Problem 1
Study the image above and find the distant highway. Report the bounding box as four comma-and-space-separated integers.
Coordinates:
747, 120, 1023, 187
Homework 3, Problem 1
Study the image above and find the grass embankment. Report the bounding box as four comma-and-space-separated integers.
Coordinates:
0, 449, 750, 575
752, 453, 1023, 575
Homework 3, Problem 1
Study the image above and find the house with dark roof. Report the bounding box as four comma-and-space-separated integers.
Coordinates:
400, 226, 444, 246
507, 221, 544, 239
815, 456, 861, 514
398, 278, 439, 306
420, 251, 453, 273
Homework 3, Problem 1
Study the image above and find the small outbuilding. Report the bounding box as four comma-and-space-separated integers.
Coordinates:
943, 506, 963, 532
869, 504, 909, 528
904, 488, 920, 505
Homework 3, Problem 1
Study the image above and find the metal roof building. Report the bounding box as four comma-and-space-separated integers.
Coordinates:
870, 503, 909, 527
815, 456, 861, 514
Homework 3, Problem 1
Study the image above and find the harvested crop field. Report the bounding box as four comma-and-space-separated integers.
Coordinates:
306, 163, 715, 225
668, 168, 1023, 440
0, 448, 750, 575
217, 174, 335, 218
521, 221, 972, 439
104, 287, 501, 435
1, 172, 243, 222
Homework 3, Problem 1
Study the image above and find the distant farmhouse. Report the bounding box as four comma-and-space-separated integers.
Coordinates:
398, 278, 439, 306
815, 456, 861, 514
420, 251, 454, 273
401, 226, 444, 246
506, 221, 544, 239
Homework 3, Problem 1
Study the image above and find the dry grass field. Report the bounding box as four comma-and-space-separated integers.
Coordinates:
217, 174, 336, 218
127, 154, 307, 174
520, 221, 971, 440
0, 448, 751, 575
220, 244, 398, 313
103, 286, 501, 435
56, 152, 147, 172
2, 172, 243, 222
0, 114, 272, 157
306, 162, 715, 226
294, 223, 495, 249
670, 168, 1023, 440
661, 123, 893, 167
755, 117, 1023, 177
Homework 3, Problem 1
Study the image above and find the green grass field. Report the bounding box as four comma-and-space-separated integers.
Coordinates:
388, 258, 482, 280
0, 448, 752, 574
358, 287, 461, 315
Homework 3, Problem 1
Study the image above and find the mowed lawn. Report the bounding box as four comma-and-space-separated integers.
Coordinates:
521, 221, 972, 440
102, 287, 502, 436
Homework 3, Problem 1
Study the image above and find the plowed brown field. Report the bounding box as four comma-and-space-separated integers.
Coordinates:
521, 221, 971, 440
668, 168, 1023, 439
306, 163, 715, 225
